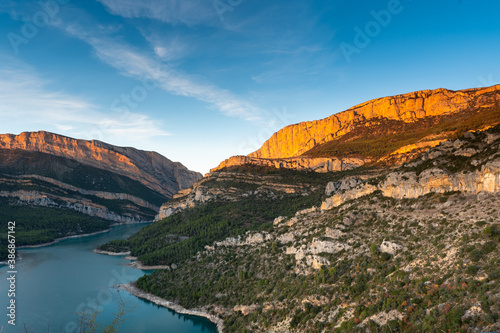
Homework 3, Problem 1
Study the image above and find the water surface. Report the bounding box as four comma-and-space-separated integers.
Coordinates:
0, 224, 217, 333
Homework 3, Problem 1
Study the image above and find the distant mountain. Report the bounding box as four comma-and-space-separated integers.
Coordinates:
0, 131, 202, 199
0, 132, 202, 253
213, 85, 500, 172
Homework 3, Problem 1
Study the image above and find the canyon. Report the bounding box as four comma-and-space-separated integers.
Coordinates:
2, 85, 499, 332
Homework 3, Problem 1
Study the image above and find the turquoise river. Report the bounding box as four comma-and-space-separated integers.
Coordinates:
0, 223, 217, 333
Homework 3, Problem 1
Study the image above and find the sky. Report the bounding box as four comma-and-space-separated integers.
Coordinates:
0, 0, 499, 174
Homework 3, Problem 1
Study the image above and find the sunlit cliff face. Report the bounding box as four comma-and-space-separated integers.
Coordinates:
250, 85, 500, 159
0, 131, 137, 171
0, 131, 202, 198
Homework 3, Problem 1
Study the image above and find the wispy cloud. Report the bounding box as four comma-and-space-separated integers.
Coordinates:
61, 23, 262, 120
141, 30, 190, 62
97, 0, 217, 26
0, 62, 170, 143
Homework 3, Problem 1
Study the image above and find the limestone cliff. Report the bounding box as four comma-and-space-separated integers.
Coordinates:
251, 85, 500, 159
321, 126, 500, 210
210, 155, 366, 173
0, 190, 145, 224
0, 131, 202, 223
0, 131, 202, 198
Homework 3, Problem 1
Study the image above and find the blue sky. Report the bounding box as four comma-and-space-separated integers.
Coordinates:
0, 0, 499, 173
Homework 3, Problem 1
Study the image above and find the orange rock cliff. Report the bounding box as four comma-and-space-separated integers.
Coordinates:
0, 131, 202, 198
250, 85, 500, 159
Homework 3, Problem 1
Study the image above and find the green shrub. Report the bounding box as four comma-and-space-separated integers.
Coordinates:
469, 249, 482, 262
466, 265, 480, 276
380, 252, 392, 261
483, 225, 493, 237
481, 241, 496, 254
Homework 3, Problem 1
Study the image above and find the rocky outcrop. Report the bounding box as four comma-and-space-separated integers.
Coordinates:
0, 131, 202, 198
7, 174, 159, 210
380, 162, 500, 199
0, 190, 145, 223
211, 155, 366, 173
322, 126, 500, 210
321, 159, 500, 210
155, 171, 314, 220
286, 238, 352, 269
379, 241, 405, 256
321, 184, 378, 210
214, 232, 273, 247
250, 85, 500, 159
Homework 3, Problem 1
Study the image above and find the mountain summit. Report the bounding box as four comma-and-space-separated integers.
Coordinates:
213, 85, 500, 172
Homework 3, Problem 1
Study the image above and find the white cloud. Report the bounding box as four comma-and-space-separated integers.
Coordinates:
149, 35, 188, 61
0, 64, 170, 143
97, 0, 217, 26
61, 24, 262, 120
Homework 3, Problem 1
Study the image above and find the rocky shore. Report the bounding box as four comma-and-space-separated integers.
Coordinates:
93, 249, 130, 256
120, 283, 224, 332
127, 260, 171, 270
93, 251, 172, 270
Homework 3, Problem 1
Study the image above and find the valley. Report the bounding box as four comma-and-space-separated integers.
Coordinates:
2, 85, 499, 332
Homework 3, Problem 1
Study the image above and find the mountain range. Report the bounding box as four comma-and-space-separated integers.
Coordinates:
1, 84, 499, 332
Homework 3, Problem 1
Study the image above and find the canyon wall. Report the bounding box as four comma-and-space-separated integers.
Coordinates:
0, 190, 146, 223
210, 155, 366, 173
321, 160, 500, 211
250, 85, 500, 159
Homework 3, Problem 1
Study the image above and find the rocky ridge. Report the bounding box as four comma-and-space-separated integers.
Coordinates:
155, 171, 318, 220
0, 190, 144, 223
4, 174, 158, 210
211, 156, 366, 173
0, 131, 203, 224
251, 85, 500, 159
0, 131, 202, 198
321, 129, 500, 210
211, 85, 500, 174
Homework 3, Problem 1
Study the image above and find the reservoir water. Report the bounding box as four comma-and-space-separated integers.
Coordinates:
0, 224, 217, 333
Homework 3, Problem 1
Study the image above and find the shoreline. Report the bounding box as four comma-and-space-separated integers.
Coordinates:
127, 260, 171, 270
17, 228, 112, 249
93, 249, 130, 256
95, 251, 172, 270
120, 283, 224, 333
16, 221, 152, 251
